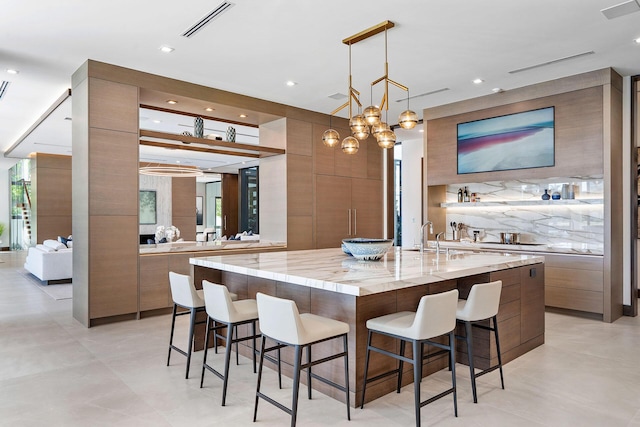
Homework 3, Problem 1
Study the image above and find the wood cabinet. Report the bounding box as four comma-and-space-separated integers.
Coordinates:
221, 173, 238, 237
312, 126, 385, 249
521, 263, 545, 343
315, 174, 383, 248
543, 253, 603, 314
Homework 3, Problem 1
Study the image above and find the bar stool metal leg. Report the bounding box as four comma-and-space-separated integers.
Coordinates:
167, 303, 178, 366
493, 315, 505, 389
464, 320, 478, 403
185, 307, 197, 379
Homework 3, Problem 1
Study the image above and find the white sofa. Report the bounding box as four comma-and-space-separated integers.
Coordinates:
24, 241, 73, 283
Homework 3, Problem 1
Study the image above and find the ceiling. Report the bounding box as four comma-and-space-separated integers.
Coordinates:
1, 0, 640, 171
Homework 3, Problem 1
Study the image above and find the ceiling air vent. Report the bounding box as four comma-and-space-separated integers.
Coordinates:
182, 2, 235, 38
601, 0, 640, 19
0, 81, 10, 100
508, 51, 595, 74
395, 88, 450, 102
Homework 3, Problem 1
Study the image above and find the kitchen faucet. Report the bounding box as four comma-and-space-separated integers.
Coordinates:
420, 221, 433, 254
436, 231, 445, 253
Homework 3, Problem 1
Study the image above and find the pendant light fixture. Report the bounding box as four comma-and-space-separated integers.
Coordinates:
323, 21, 418, 154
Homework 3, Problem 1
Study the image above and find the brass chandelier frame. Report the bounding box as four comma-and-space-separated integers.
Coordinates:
323, 20, 417, 154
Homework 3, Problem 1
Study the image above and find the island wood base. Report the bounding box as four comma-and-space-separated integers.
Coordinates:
193, 263, 544, 407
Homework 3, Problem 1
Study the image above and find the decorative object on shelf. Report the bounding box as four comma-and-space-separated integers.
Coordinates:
463, 186, 470, 202
551, 191, 561, 200
226, 126, 236, 142
541, 189, 551, 200
155, 225, 181, 243
457, 188, 463, 203
194, 117, 204, 138
342, 238, 393, 261
181, 131, 192, 144
322, 20, 418, 154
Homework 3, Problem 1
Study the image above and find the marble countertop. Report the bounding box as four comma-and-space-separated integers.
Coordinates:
190, 247, 544, 297
428, 240, 603, 256
140, 240, 286, 254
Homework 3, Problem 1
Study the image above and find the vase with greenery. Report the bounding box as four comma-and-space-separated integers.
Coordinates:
0, 222, 5, 244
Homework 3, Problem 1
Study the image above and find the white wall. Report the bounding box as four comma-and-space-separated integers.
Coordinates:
400, 138, 424, 248
139, 175, 172, 236
258, 118, 287, 243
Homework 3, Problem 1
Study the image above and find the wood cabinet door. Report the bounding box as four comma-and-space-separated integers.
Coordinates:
351, 178, 383, 238
221, 173, 239, 237
315, 175, 352, 248
521, 263, 545, 343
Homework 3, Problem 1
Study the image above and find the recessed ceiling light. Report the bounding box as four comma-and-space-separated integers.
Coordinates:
419, 129, 424, 133
492, 87, 503, 93
153, 119, 161, 124
6, 69, 19, 75
205, 107, 214, 112
634, 37, 640, 44
159, 46, 174, 53
176, 160, 181, 163
239, 114, 247, 118
167, 100, 178, 104
473, 78, 484, 85
286, 81, 297, 87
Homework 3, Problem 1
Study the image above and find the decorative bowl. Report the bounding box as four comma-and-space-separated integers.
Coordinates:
341, 238, 393, 261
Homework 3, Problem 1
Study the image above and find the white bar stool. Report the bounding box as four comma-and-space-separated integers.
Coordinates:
361, 289, 459, 426
200, 280, 261, 406
456, 280, 504, 403
167, 272, 237, 379
167, 271, 207, 379
253, 292, 350, 427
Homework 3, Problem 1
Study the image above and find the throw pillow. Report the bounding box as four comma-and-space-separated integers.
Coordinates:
43, 239, 66, 251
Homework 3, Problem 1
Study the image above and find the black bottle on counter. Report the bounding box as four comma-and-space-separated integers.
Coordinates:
463, 186, 470, 202
458, 188, 463, 203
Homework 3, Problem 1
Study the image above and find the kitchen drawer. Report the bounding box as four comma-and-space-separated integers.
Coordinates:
545, 286, 603, 314
541, 253, 603, 270
546, 267, 603, 292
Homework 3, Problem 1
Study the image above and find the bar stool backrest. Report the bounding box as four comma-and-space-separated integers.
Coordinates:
458, 280, 502, 322
256, 292, 305, 345
202, 280, 238, 323
169, 271, 203, 308
410, 289, 459, 340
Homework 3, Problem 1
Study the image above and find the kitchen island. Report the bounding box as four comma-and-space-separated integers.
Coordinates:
190, 248, 545, 406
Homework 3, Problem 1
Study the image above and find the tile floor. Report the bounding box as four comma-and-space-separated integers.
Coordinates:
1, 250, 640, 426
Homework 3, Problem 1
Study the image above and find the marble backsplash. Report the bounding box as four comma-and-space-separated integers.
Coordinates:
443, 176, 604, 246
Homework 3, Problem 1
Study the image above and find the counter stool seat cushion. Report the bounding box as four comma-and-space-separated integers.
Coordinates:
295, 313, 350, 346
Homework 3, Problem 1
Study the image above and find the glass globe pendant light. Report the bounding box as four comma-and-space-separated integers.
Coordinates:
398, 109, 418, 129
363, 105, 381, 126
371, 121, 389, 137
322, 128, 340, 147
341, 136, 359, 154
398, 89, 418, 129
376, 129, 396, 149
349, 114, 367, 133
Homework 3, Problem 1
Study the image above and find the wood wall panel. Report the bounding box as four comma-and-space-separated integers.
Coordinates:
139, 255, 170, 311
313, 123, 335, 176
286, 118, 313, 156
89, 215, 139, 319
351, 178, 383, 238
171, 177, 196, 217
426, 86, 604, 185
89, 128, 139, 216
521, 264, 545, 343
31, 154, 72, 244
287, 215, 313, 251
287, 154, 313, 216
89, 77, 139, 133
